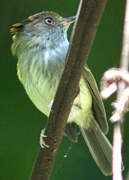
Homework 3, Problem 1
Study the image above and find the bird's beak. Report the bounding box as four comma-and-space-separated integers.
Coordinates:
62, 16, 76, 26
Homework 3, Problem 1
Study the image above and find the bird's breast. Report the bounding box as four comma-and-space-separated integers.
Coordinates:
17, 45, 92, 126
17, 47, 66, 115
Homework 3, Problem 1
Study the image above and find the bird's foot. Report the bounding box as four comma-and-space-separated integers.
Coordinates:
40, 129, 49, 148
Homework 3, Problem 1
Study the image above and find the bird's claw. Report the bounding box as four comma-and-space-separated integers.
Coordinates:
40, 129, 49, 148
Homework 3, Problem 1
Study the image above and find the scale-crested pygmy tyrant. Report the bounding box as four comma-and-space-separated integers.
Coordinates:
10, 11, 112, 175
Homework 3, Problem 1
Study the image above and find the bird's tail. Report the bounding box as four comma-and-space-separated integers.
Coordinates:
80, 118, 112, 176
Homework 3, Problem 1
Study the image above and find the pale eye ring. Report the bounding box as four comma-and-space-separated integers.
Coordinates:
45, 17, 54, 25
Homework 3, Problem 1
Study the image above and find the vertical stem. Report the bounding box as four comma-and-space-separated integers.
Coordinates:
112, 0, 129, 179
112, 123, 123, 180
120, 0, 129, 70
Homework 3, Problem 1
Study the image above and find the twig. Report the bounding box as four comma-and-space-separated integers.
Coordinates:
101, 1, 129, 180
30, 0, 107, 180
101, 68, 129, 99
112, 2, 129, 179
101, 68, 129, 122
112, 123, 123, 180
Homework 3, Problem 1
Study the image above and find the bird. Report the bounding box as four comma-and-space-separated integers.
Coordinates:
10, 11, 112, 175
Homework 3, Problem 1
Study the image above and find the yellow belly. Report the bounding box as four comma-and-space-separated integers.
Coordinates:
17, 62, 92, 128
68, 76, 92, 128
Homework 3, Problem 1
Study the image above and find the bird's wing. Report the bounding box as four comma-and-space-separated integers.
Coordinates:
82, 66, 108, 134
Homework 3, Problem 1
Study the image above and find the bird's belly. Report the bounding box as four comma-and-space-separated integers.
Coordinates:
18, 61, 92, 126
26, 79, 57, 115
17, 62, 59, 115
68, 77, 92, 128
27, 76, 92, 127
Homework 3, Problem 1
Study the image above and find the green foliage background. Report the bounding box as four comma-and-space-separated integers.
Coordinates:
0, 0, 128, 180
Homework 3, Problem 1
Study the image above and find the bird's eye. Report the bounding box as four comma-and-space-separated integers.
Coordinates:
45, 17, 54, 25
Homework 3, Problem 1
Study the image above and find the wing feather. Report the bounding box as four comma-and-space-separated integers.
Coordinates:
82, 66, 108, 134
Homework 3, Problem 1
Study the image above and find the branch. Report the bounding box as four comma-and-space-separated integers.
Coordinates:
30, 0, 107, 180
101, 1, 129, 180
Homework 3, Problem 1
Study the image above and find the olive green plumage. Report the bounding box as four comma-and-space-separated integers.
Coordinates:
11, 11, 112, 175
